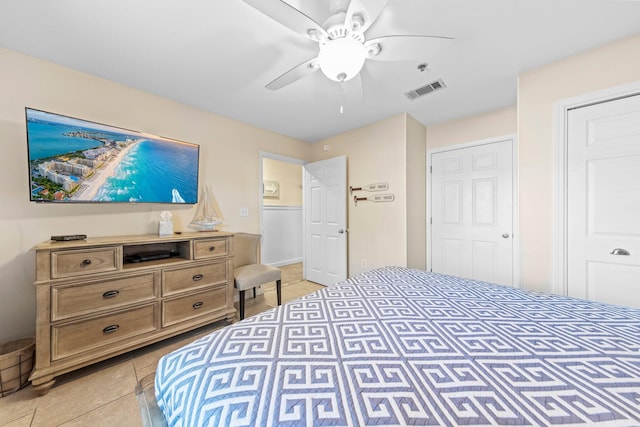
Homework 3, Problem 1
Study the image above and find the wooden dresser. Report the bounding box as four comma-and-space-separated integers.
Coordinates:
29, 232, 235, 395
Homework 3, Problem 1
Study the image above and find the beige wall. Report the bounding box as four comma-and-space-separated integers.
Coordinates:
311, 115, 409, 276
0, 47, 311, 342
405, 115, 426, 269
427, 106, 517, 149
262, 158, 302, 206
425, 33, 640, 294
518, 33, 640, 293
4, 33, 638, 342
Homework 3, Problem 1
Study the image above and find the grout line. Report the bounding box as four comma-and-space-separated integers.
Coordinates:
53, 392, 135, 427
0, 409, 36, 427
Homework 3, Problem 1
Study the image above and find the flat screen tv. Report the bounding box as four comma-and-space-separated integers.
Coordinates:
25, 108, 199, 204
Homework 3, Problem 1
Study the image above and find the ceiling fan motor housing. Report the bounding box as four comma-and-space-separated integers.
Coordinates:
317, 17, 367, 82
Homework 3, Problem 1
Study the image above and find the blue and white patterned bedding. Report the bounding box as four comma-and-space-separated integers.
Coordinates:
155, 267, 640, 426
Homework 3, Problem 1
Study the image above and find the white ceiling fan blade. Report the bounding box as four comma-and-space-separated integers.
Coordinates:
240, 0, 329, 41
366, 35, 454, 62
266, 57, 320, 90
345, 0, 389, 33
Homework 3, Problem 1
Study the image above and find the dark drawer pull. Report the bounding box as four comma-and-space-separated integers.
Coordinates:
192, 301, 204, 309
81, 259, 92, 266
102, 290, 120, 299
192, 274, 204, 281
102, 324, 119, 334
209, 246, 216, 251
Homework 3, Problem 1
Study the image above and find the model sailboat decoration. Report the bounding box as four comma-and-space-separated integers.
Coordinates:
189, 186, 223, 231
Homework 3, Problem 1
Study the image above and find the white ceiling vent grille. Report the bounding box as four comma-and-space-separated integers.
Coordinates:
405, 79, 446, 100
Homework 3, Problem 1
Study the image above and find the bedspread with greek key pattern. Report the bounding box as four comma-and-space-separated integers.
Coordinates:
155, 267, 640, 426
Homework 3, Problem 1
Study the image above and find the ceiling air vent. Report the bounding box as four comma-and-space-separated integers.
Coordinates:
405, 79, 446, 100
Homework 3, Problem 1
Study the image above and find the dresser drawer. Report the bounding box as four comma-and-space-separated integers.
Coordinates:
51, 304, 157, 361
193, 238, 228, 259
52, 273, 157, 321
51, 247, 119, 279
162, 286, 228, 327
162, 260, 228, 296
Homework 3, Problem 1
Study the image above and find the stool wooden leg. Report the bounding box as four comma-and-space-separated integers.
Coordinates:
239, 290, 246, 320
276, 279, 282, 306
253, 287, 256, 299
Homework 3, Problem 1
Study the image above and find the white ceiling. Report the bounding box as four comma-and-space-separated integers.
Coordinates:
1, 0, 639, 142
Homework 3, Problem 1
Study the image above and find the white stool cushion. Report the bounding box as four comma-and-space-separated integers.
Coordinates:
234, 264, 281, 291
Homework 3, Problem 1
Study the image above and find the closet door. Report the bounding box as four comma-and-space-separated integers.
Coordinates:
567, 94, 640, 307
430, 139, 514, 286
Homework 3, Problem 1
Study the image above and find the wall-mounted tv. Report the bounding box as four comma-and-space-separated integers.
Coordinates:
26, 108, 199, 204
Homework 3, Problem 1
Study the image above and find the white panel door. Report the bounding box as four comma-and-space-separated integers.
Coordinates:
431, 140, 514, 285
567, 94, 640, 307
303, 156, 347, 285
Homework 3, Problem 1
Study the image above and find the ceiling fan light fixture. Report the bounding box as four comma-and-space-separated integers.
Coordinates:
318, 37, 366, 82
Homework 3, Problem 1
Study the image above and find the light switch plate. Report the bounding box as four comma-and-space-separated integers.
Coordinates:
240, 207, 249, 217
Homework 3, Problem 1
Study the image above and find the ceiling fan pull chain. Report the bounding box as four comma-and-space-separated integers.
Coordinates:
339, 81, 347, 114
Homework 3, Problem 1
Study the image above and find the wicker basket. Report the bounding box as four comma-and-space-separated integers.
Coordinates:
0, 337, 35, 397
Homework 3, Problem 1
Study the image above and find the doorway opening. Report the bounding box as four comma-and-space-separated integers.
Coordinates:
259, 152, 305, 281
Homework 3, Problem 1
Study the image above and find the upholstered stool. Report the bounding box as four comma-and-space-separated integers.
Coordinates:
234, 233, 281, 320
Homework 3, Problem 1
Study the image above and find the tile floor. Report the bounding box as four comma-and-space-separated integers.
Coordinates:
0, 263, 323, 427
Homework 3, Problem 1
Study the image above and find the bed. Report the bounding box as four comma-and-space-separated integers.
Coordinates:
155, 266, 640, 426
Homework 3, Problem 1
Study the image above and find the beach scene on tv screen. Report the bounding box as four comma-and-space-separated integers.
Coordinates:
26, 109, 199, 203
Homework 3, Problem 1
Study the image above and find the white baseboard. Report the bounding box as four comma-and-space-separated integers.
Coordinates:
268, 258, 303, 267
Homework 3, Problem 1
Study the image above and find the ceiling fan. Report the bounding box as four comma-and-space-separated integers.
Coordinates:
239, 0, 454, 91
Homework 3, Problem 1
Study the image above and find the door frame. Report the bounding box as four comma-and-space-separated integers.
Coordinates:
552, 80, 640, 296
258, 151, 305, 267
426, 134, 519, 286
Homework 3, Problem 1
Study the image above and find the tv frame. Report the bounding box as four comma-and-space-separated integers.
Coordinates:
25, 108, 200, 204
